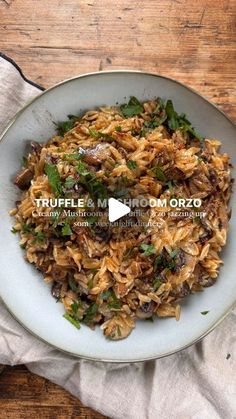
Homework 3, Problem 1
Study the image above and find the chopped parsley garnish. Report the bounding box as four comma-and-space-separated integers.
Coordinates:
101, 289, 122, 309
11, 227, 18, 234
140, 243, 156, 256
120, 96, 144, 118
170, 248, 180, 259
83, 303, 99, 324
107, 291, 122, 309
87, 177, 108, 201
75, 160, 108, 201
153, 249, 179, 272
123, 248, 134, 260
153, 277, 163, 291
61, 223, 73, 236
76, 161, 91, 176
71, 300, 81, 314
144, 114, 166, 128
63, 312, 81, 329
85, 215, 99, 226
144, 120, 160, 128
152, 166, 166, 182
22, 223, 34, 234
100, 289, 112, 300
64, 176, 76, 189
69, 279, 80, 293
165, 100, 202, 141
88, 129, 113, 141
140, 128, 147, 137
63, 153, 82, 160
87, 277, 94, 290
201, 310, 209, 315
115, 125, 122, 132
45, 163, 62, 196
56, 115, 79, 136
154, 255, 163, 271
32, 231, 45, 244
127, 160, 137, 170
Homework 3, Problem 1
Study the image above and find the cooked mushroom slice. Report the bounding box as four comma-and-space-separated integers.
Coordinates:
199, 219, 213, 243
30, 141, 42, 155
101, 313, 135, 340
136, 301, 155, 319
172, 281, 190, 299
79, 144, 109, 166
14, 168, 33, 190
51, 282, 62, 299
173, 249, 186, 272
165, 166, 185, 181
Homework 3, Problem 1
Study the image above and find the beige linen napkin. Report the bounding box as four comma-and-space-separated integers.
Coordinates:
0, 54, 235, 419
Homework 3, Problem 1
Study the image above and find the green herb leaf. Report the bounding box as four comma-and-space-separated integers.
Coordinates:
22, 223, 34, 234
100, 290, 112, 300
87, 278, 94, 290
140, 128, 147, 137
85, 215, 99, 226
170, 248, 179, 259
45, 163, 62, 196
89, 129, 113, 141
165, 100, 203, 141
32, 231, 45, 244
201, 310, 209, 315
56, 115, 79, 136
64, 176, 76, 189
115, 125, 122, 132
154, 255, 163, 271
76, 161, 91, 176
127, 160, 137, 170
153, 166, 166, 182
144, 120, 159, 128
63, 153, 82, 161
11, 227, 18, 234
86, 177, 108, 201
63, 312, 81, 329
120, 96, 144, 118
153, 277, 163, 291
61, 223, 73, 236
140, 243, 156, 257
69, 279, 80, 293
123, 248, 134, 260
83, 303, 99, 324
107, 291, 122, 309
71, 300, 81, 313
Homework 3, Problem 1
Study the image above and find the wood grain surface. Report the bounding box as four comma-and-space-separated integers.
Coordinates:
0, 0, 235, 418
0, 365, 107, 419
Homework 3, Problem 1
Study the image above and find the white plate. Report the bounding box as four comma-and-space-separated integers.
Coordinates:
0, 71, 235, 362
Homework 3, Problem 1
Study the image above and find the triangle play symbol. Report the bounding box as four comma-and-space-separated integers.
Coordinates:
108, 198, 131, 222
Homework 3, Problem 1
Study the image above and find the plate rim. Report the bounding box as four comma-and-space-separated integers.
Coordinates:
0, 69, 235, 363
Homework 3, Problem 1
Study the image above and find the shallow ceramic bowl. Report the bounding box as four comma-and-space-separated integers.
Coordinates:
0, 71, 235, 362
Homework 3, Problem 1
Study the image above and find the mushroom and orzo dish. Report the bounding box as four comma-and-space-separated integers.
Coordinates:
10, 97, 232, 340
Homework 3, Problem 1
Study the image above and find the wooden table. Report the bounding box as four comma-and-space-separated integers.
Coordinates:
0, 0, 235, 418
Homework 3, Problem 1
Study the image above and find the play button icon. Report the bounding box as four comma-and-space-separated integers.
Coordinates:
108, 198, 131, 222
